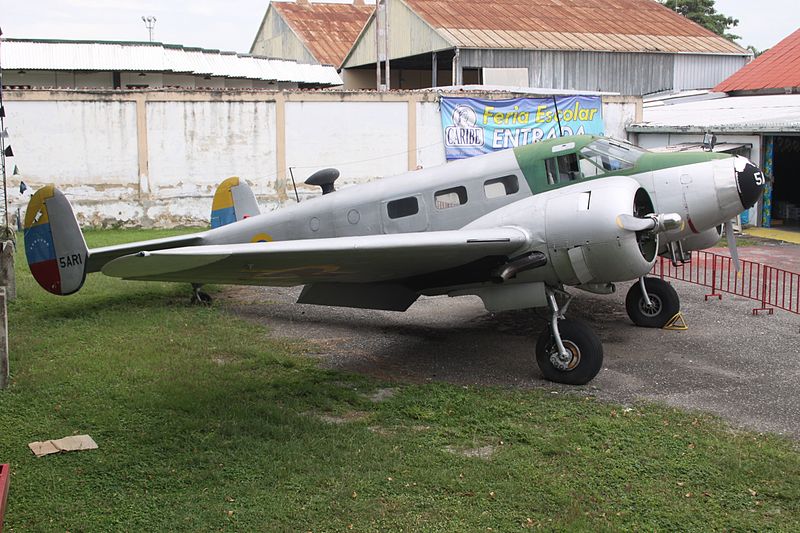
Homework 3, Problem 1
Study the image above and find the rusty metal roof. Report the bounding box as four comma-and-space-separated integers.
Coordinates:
715, 28, 800, 93
273, 1, 373, 67
402, 0, 746, 54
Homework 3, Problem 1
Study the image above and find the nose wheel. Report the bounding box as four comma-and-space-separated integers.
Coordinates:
625, 277, 679, 328
535, 289, 604, 385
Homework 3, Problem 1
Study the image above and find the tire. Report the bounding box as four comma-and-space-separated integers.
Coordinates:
190, 291, 213, 306
535, 319, 603, 385
625, 277, 680, 328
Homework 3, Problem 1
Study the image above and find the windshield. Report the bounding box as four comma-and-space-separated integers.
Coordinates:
579, 139, 647, 173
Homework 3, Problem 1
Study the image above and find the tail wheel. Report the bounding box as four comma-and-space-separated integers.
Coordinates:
535, 319, 603, 385
625, 277, 680, 328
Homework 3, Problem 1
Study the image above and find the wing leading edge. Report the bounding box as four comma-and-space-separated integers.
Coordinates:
101, 228, 529, 288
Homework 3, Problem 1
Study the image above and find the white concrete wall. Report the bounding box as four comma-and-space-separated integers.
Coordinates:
147, 101, 278, 194
416, 101, 446, 169
5, 90, 640, 228
6, 100, 139, 186
285, 101, 409, 187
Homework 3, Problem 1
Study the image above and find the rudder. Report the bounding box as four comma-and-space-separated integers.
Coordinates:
210, 177, 260, 229
24, 186, 89, 295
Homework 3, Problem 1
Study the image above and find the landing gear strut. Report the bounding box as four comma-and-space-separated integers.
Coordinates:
190, 283, 212, 306
535, 289, 603, 385
625, 277, 679, 328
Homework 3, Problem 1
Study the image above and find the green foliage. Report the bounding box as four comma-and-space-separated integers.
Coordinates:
661, 0, 740, 41
2, 229, 799, 530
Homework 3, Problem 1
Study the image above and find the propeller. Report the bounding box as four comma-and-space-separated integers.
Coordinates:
724, 219, 741, 272
617, 213, 683, 233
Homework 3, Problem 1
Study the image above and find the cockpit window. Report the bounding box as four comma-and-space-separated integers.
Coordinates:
579, 139, 646, 176
545, 153, 581, 184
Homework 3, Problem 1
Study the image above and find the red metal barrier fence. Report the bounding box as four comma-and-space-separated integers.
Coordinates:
652, 251, 800, 315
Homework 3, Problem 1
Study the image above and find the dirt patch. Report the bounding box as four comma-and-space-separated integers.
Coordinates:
313, 411, 371, 425
444, 444, 498, 460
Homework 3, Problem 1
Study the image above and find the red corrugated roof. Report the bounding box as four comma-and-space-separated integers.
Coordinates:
714, 28, 800, 93
273, 1, 373, 67
402, 0, 746, 54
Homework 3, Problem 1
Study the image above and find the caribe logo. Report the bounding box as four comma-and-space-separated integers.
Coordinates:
445, 105, 484, 147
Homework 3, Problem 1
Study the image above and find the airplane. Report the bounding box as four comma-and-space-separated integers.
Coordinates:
23, 135, 765, 385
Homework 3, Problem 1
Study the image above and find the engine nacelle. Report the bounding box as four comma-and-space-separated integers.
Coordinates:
465, 176, 661, 286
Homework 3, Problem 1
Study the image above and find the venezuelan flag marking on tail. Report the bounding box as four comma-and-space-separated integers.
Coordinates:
210, 177, 260, 229
24, 186, 61, 294
24, 186, 89, 295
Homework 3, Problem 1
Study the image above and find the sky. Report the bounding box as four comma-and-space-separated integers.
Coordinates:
0, 0, 796, 54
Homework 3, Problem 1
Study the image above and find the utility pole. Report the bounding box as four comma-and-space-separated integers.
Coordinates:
375, 0, 390, 91
141, 16, 157, 42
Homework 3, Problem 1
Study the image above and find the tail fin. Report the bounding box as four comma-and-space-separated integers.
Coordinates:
210, 177, 260, 229
23, 186, 89, 295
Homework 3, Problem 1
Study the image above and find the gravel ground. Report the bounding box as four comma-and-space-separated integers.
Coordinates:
221, 247, 800, 440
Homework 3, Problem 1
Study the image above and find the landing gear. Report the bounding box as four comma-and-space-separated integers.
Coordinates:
190, 283, 212, 306
625, 277, 679, 328
535, 289, 603, 385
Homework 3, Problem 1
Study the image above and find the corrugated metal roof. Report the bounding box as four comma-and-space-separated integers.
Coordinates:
714, 28, 800, 93
272, 1, 373, 67
402, 0, 747, 54
0, 39, 342, 86
629, 94, 800, 133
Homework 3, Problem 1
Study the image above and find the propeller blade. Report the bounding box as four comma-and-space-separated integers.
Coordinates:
724, 219, 741, 272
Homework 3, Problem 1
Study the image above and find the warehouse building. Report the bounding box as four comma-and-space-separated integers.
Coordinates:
0, 38, 342, 90
629, 28, 800, 230
250, 0, 373, 68
338, 0, 750, 94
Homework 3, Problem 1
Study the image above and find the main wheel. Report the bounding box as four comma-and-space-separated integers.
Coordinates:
190, 290, 212, 306
535, 319, 603, 385
625, 277, 679, 328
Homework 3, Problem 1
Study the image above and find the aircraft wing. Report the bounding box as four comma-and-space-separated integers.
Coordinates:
101, 228, 528, 287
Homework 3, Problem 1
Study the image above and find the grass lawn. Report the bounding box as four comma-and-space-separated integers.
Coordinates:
1, 229, 798, 531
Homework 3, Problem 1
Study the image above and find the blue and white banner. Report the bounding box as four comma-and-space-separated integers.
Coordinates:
440, 96, 604, 160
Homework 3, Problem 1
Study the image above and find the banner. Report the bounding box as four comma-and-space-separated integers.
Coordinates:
440, 96, 604, 160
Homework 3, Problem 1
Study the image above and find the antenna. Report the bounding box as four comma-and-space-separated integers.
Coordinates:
141, 16, 157, 42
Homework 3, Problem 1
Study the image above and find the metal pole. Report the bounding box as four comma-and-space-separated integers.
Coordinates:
0, 288, 7, 390
384, 0, 390, 90
432, 52, 438, 87
0, 27, 9, 231
375, 5, 381, 90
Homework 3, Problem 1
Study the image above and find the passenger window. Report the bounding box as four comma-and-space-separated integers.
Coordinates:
434, 186, 467, 209
545, 154, 581, 184
387, 196, 419, 219
484, 175, 519, 198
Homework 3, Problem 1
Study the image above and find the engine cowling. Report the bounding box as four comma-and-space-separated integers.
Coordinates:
465, 176, 662, 286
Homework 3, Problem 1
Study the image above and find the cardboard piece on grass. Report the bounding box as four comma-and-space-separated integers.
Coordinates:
28, 435, 98, 457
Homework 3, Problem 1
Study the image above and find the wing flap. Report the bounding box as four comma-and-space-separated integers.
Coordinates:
101, 228, 529, 287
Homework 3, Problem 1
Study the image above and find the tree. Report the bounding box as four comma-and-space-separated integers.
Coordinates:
660, 0, 740, 41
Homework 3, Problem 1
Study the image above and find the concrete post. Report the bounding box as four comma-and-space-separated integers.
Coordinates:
0, 288, 8, 390
0, 242, 14, 302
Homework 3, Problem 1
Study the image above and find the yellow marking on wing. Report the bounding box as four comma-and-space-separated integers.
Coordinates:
251, 233, 273, 243
24, 185, 55, 229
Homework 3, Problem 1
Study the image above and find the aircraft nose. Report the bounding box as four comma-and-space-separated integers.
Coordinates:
733, 156, 766, 209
